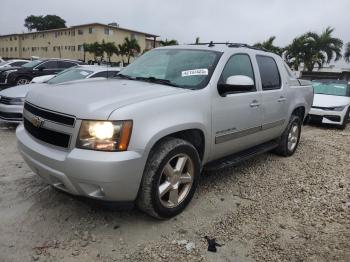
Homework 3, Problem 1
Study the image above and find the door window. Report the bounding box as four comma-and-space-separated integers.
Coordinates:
39, 61, 58, 69
11, 61, 27, 67
219, 54, 256, 92
256, 55, 281, 90
58, 61, 77, 69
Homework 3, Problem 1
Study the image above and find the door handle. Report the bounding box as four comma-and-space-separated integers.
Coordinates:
250, 100, 260, 108
277, 96, 287, 102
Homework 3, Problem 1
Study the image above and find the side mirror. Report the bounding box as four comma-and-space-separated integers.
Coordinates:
218, 75, 254, 96
37, 66, 45, 71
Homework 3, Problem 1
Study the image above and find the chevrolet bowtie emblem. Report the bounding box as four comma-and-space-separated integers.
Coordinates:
31, 116, 44, 128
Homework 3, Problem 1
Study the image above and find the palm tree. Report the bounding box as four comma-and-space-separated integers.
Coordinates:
284, 35, 308, 71
160, 39, 178, 46
82, 43, 91, 62
101, 41, 118, 63
89, 42, 103, 62
303, 27, 343, 71
253, 36, 283, 56
118, 43, 127, 64
344, 42, 350, 63
122, 37, 141, 64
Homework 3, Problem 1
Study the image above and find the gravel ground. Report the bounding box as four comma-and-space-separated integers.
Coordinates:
0, 123, 349, 262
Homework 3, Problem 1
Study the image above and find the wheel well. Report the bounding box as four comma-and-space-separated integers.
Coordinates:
154, 129, 205, 161
292, 106, 305, 120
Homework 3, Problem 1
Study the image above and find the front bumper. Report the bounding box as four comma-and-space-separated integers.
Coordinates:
308, 107, 346, 125
16, 124, 146, 202
0, 103, 23, 123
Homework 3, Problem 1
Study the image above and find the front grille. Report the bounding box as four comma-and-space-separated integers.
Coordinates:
24, 118, 71, 148
0, 96, 14, 105
0, 111, 22, 120
308, 114, 323, 123
24, 102, 75, 126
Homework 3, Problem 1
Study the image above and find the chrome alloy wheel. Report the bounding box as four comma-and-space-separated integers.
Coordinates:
288, 123, 299, 151
158, 154, 194, 208
17, 79, 30, 85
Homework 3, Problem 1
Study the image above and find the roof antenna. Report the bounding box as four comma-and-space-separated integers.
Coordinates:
208, 41, 215, 47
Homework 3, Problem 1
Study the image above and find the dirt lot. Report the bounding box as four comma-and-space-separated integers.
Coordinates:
0, 123, 349, 262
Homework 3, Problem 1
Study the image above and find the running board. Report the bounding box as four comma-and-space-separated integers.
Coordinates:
204, 140, 279, 171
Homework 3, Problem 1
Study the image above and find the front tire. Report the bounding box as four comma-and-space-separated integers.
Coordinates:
274, 115, 302, 157
16, 76, 31, 85
137, 138, 201, 219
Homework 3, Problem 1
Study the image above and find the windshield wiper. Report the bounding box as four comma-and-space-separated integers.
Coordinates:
114, 73, 134, 80
135, 76, 180, 87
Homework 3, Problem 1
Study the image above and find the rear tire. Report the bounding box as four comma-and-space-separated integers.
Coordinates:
16, 76, 31, 85
137, 138, 201, 219
274, 115, 302, 157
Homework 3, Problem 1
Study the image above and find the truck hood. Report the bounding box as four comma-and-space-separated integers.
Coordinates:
26, 79, 190, 119
0, 83, 46, 98
313, 94, 350, 108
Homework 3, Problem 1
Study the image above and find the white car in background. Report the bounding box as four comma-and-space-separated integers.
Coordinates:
30, 74, 55, 83
308, 79, 350, 129
0, 59, 29, 68
0, 65, 120, 123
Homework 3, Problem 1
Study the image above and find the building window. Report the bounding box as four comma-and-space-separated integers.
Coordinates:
55, 32, 59, 38
89, 27, 95, 34
131, 33, 139, 40
15, 47, 17, 52
78, 45, 83, 51
78, 29, 84, 35
104, 28, 113, 35
10, 47, 13, 51
71, 46, 75, 51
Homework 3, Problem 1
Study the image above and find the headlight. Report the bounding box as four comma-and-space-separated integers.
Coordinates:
332, 106, 346, 111
9, 97, 25, 105
4, 69, 17, 76
77, 120, 133, 151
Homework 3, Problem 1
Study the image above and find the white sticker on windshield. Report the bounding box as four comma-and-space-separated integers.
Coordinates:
334, 85, 345, 89
181, 68, 208, 77
80, 71, 90, 76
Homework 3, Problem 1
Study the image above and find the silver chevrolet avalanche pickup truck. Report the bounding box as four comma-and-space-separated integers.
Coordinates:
16, 43, 313, 219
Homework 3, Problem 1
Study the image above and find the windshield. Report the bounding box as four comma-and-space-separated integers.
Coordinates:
120, 49, 222, 89
312, 81, 349, 97
22, 60, 43, 68
0, 61, 8, 66
47, 68, 94, 84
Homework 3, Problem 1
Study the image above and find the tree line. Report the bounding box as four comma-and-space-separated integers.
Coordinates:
158, 28, 350, 72
253, 27, 349, 72
23, 15, 350, 71
82, 37, 140, 64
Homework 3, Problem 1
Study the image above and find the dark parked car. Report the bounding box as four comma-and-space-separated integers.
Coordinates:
0, 59, 84, 86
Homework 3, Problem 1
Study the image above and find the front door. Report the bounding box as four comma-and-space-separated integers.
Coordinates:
211, 53, 263, 160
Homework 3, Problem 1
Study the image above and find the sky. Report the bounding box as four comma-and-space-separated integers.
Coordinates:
1, 0, 350, 67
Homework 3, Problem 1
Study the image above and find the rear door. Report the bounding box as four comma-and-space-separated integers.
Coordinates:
211, 53, 263, 160
34, 60, 60, 76
256, 55, 288, 139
